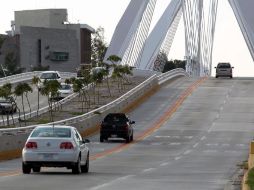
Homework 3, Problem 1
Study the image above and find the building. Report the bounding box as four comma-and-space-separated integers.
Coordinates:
1, 9, 94, 73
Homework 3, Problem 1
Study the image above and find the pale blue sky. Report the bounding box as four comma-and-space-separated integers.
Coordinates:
0, 0, 253, 76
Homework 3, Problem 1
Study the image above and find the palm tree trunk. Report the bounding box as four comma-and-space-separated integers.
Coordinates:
25, 93, 32, 118
37, 88, 40, 117
21, 95, 26, 125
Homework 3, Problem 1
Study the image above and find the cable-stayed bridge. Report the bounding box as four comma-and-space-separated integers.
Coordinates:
105, 0, 254, 77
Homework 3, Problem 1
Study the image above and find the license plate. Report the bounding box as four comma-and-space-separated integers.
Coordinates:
42, 153, 54, 159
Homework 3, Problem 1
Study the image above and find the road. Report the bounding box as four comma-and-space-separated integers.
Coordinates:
0, 84, 50, 122
0, 76, 253, 190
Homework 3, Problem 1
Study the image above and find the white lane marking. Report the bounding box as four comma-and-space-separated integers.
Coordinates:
169, 142, 181, 145
155, 136, 171, 138
142, 168, 156, 173
201, 136, 206, 141
206, 143, 218, 146
183, 150, 192, 155
222, 144, 230, 147
236, 144, 246, 147
89, 175, 135, 190
224, 150, 238, 153
184, 136, 193, 139
172, 136, 180, 139
151, 142, 162, 146
160, 162, 169, 166
203, 150, 217, 153
193, 143, 199, 148
174, 156, 182, 160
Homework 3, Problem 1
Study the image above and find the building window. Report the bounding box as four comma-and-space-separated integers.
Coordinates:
49, 52, 69, 61
38, 39, 41, 65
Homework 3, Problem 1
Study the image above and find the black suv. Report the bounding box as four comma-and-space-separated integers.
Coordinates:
100, 113, 135, 143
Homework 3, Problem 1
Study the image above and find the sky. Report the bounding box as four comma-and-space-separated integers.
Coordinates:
0, 0, 253, 76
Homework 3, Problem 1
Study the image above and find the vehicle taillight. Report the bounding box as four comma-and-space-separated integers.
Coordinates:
25, 141, 37, 149
60, 142, 74, 149
124, 124, 129, 131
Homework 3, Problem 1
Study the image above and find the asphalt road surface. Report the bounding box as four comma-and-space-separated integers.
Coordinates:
0, 76, 253, 190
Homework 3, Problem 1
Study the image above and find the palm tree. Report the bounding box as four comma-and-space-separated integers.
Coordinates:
40, 80, 61, 122
107, 55, 122, 65
14, 83, 27, 125
101, 63, 112, 97
32, 76, 40, 117
91, 70, 104, 105
23, 83, 33, 117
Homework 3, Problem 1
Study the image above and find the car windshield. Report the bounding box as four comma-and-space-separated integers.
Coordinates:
61, 84, 71, 90
31, 127, 71, 138
104, 114, 128, 123
40, 73, 59, 79
217, 63, 231, 68
0, 98, 11, 103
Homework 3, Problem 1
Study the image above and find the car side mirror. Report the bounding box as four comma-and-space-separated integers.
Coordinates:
83, 139, 90, 144
130, 121, 135, 124
214, 67, 217, 69
232, 67, 234, 69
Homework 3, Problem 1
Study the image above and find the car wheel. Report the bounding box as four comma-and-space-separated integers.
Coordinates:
126, 135, 130, 143
81, 154, 89, 173
215, 76, 218, 78
131, 134, 134, 142
33, 167, 41, 173
22, 162, 31, 174
72, 156, 81, 174
100, 135, 104, 142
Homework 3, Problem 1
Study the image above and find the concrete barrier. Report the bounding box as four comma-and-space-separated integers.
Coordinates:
0, 68, 188, 161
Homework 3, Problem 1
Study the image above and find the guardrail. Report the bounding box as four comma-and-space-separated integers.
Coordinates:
0, 69, 188, 154
0, 71, 77, 126
0, 71, 77, 86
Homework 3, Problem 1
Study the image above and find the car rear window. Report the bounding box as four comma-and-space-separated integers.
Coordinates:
104, 114, 128, 123
217, 63, 231, 68
31, 127, 71, 138
40, 73, 58, 79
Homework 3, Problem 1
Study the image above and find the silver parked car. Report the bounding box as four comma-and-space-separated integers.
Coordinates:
215, 62, 234, 78
22, 125, 90, 174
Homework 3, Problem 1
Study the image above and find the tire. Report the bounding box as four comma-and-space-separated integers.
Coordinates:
126, 135, 130, 143
72, 156, 81, 174
22, 163, 31, 174
130, 134, 134, 142
100, 135, 104, 142
81, 154, 89, 173
215, 76, 218, 78
33, 167, 41, 173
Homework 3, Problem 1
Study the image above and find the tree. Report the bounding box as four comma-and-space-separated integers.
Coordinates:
32, 76, 41, 117
0, 83, 14, 126
91, 27, 108, 67
107, 55, 122, 65
23, 83, 33, 117
163, 59, 186, 73
91, 69, 104, 104
40, 80, 61, 122
14, 83, 27, 125
4, 52, 24, 75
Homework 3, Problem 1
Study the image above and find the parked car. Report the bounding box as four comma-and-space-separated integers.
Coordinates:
100, 113, 135, 143
0, 96, 17, 114
38, 71, 62, 90
22, 125, 90, 174
215, 62, 234, 78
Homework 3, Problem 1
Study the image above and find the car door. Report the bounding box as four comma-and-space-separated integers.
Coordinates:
73, 129, 88, 164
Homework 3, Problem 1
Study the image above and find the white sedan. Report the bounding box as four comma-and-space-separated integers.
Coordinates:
22, 125, 90, 174
58, 83, 73, 99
